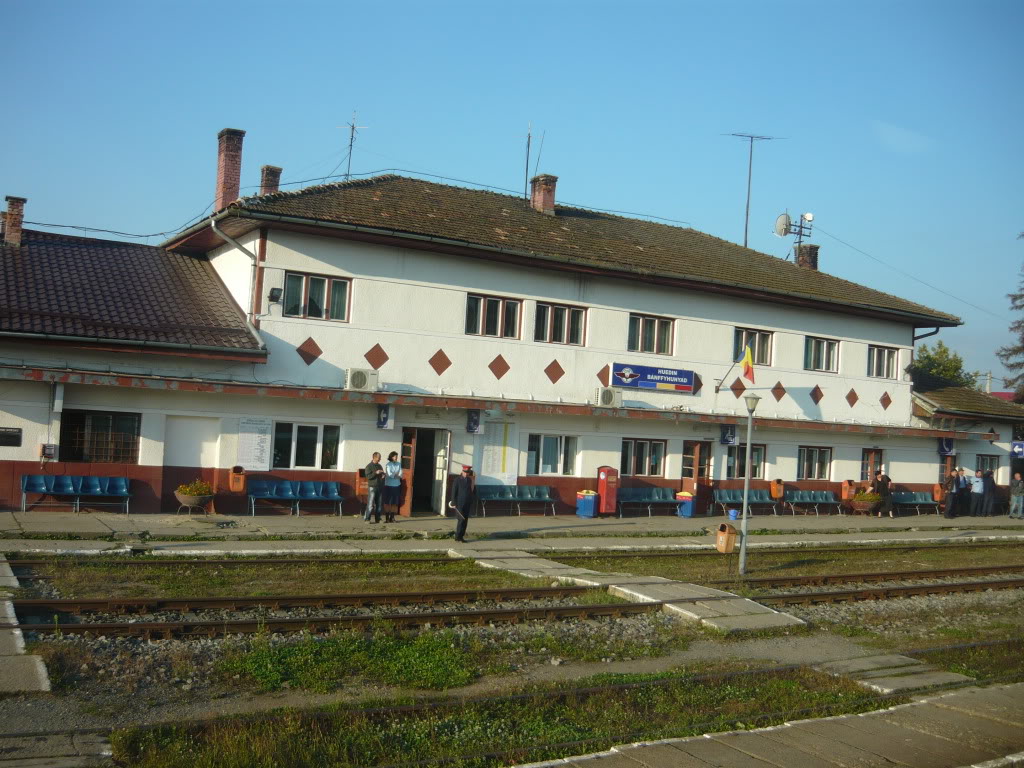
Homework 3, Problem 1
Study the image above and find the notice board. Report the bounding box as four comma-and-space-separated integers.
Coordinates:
236, 417, 272, 471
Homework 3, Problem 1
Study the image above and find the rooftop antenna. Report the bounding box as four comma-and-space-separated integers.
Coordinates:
344, 111, 367, 181
533, 130, 547, 176
524, 122, 532, 198
773, 210, 815, 251
727, 133, 782, 247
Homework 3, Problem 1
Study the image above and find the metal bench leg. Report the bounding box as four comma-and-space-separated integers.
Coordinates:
21, 492, 26, 512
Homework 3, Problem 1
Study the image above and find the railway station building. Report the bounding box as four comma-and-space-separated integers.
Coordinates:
1, 128, 1022, 516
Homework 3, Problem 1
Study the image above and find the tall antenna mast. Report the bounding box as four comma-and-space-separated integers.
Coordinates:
344, 111, 367, 181
524, 122, 532, 198
727, 133, 781, 247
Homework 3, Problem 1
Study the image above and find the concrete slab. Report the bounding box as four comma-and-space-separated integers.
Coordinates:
614, 743, 715, 767
816, 655, 924, 676
933, 687, 1024, 726
859, 670, 974, 693
708, 731, 837, 767
884, 705, 1024, 755
0, 626, 26, 655
799, 719, 945, 766
564, 752, 645, 767
760, 726, 892, 767
701, 612, 805, 633
694, 598, 775, 616
663, 601, 730, 620
0, 600, 16, 625
0, 757, 104, 767
0, 654, 51, 692
854, 664, 933, 680
840, 713, 995, 766
0, 734, 78, 758
671, 736, 782, 766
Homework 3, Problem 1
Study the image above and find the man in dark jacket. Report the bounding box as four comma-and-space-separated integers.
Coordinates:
364, 452, 384, 523
448, 465, 476, 543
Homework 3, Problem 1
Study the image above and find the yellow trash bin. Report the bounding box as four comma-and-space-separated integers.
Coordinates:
715, 523, 737, 553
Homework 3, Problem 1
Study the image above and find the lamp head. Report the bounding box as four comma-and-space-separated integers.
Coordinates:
268, 287, 283, 303
743, 393, 761, 414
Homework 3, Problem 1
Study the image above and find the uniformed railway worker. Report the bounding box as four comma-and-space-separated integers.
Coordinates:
448, 465, 476, 543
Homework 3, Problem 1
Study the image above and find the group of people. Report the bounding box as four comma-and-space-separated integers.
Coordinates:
942, 467, 1017, 519
362, 451, 477, 541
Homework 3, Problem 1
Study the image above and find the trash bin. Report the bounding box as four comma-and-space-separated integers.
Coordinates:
716, 523, 738, 553
576, 491, 598, 518
728, 508, 739, 520
228, 466, 246, 493
675, 491, 694, 518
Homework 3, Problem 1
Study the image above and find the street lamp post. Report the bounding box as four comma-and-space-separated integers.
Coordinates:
738, 393, 760, 576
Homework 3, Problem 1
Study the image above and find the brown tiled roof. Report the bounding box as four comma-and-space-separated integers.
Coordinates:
913, 373, 1024, 420
0, 229, 264, 355
225, 174, 959, 326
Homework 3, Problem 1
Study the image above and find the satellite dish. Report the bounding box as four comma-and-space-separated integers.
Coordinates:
802, 212, 814, 222
774, 213, 791, 237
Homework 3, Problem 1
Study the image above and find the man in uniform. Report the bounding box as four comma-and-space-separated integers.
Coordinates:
448, 465, 476, 543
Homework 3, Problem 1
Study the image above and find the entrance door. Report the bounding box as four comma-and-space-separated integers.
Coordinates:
401, 427, 453, 516
399, 427, 417, 517
682, 440, 713, 514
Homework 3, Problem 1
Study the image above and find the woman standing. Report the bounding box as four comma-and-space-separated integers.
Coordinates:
382, 451, 403, 523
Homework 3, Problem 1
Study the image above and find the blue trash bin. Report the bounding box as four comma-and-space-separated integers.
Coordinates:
576, 491, 598, 518
728, 508, 739, 520
675, 492, 694, 518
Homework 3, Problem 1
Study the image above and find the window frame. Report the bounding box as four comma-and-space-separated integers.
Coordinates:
465, 294, 521, 339
733, 327, 773, 366
804, 336, 839, 373
282, 271, 351, 322
620, 438, 668, 477
725, 444, 765, 480
534, 302, 586, 346
798, 445, 833, 481
271, 421, 342, 470
58, 409, 142, 464
867, 345, 898, 379
860, 448, 884, 482
976, 454, 1000, 475
627, 313, 674, 355
525, 433, 578, 476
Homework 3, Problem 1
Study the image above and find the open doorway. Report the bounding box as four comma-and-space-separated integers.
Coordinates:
399, 427, 452, 517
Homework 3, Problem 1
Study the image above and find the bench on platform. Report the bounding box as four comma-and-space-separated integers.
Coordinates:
891, 491, 939, 516
713, 488, 778, 515
784, 489, 840, 516
247, 479, 345, 516
616, 487, 679, 517
21, 474, 132, 515
475, 485, 556, 516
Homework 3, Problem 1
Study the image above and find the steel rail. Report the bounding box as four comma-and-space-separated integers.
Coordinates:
12, 585, 593, 615
18, 601, 657, 639
709, 562, 1024, 588
758, 576, 1024, 606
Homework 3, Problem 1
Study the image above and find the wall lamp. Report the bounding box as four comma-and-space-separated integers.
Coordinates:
268, 288, 283, 303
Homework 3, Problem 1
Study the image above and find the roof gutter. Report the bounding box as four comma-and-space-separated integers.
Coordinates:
180, 209, 960, 329
0, 329, 266, 358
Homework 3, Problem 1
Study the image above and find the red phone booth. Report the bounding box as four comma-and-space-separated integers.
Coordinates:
597, 466, 619, 516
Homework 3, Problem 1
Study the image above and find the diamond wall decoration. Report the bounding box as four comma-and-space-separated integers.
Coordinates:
296, 337, 323, 366
771, 381, 787, 402
845, 389, 859, 407
597, 364, 610, 387
729, 377, 746, 398
880, 392, 893, 410
428, 349, 452, 376
488, 354, 510, 380
810, 385, 824, 405
364, 343, 389, 370
544, 359, 565, 384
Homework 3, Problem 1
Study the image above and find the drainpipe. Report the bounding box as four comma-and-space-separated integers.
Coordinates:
211, 218, 258, 324
913, 327, 940, 343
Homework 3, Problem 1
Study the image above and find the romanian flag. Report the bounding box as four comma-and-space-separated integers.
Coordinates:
741, 344, 755, 383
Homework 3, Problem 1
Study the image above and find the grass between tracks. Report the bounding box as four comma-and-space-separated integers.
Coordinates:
912, 638, 1024, 684
109, 665, 892, 768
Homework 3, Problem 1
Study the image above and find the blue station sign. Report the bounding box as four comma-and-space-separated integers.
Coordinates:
611, 363, 695, 394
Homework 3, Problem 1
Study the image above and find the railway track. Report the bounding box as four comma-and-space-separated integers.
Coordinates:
758, 576, 1024, 606
710, 562, 1024, 588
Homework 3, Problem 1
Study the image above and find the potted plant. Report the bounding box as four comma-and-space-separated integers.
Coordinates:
174, 479, 214, 510
848, 490, 881, 514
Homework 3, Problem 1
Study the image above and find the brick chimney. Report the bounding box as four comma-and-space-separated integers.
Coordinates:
529, 174, 558, 215
260, 165, 283, 196
3, 196, 26, 247
795, 243, 820, 270
215, 128, 246, 211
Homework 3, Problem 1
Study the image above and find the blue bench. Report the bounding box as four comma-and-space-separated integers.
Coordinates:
617, 487, 679, 517
21, 474, 131, 515
247, 479, 345, 516
713, 488, 778, 516
784, 489, 840, 516
891, 491, 939, 516
476, 485, 556, 516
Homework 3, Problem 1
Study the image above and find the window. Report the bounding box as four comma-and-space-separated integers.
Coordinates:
526, 434, 577, 475
466, 294, 520, 338
860, 449, 884, 482
867, 345, 898, 379
621, 439, 667, 476
726, 444, 764, 479
804, 336, 839, 372
798, 446, 832, 480
733, 328, 772, 365
272, 422, 341, 469
535, 303, 585, 345
282, 272, 349, 321
58, 410, 141, 463
977, 455, 999, 475
682, 440, 712, 480
628, 313, 673, 355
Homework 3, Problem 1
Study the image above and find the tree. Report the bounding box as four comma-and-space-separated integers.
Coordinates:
997, 264, 1024, 401
910, 341, 979, 389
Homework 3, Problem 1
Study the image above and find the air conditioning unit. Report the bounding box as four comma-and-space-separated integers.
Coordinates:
594, 387, 623, 408
346, 368, 379, 392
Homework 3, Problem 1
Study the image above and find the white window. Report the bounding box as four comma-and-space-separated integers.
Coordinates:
977, 455, 999, 475
804, 336, 839, 372
734, 328, 772, 365
867, 346, 898, 379
621, 439, 667, 476
526, 434, 577, 475
726, 445, 764, 479
272, 422, 341, 469
798, 446, 832, 480
283, 272, 349, 321
628, 313, 673, 355
466, 294, 520, 338
535, 303, 585, 345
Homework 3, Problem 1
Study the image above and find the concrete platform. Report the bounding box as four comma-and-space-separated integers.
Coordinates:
0, 554, 52, 694
816, 653, 976, 694
0, 732, 110, 765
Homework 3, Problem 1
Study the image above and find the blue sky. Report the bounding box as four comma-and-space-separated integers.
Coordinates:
3, 0, 1021, 381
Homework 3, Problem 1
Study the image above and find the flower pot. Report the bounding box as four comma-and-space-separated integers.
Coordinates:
174, 492, 213, 512
848, 500, 876, 514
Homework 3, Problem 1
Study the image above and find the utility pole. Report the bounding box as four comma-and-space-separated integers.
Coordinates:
727, 134, 781, 248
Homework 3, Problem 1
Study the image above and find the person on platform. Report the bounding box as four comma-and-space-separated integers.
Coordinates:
956, 468, 971, 513
382, 451, 403, 523
448, 465, 476, 543
943, 470, 960, 519
871, 469, 894, 518
1010, 471, 1024, 520
969, 469, 985, 517
981, 470, 997, 517
363, 452, 385, 524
